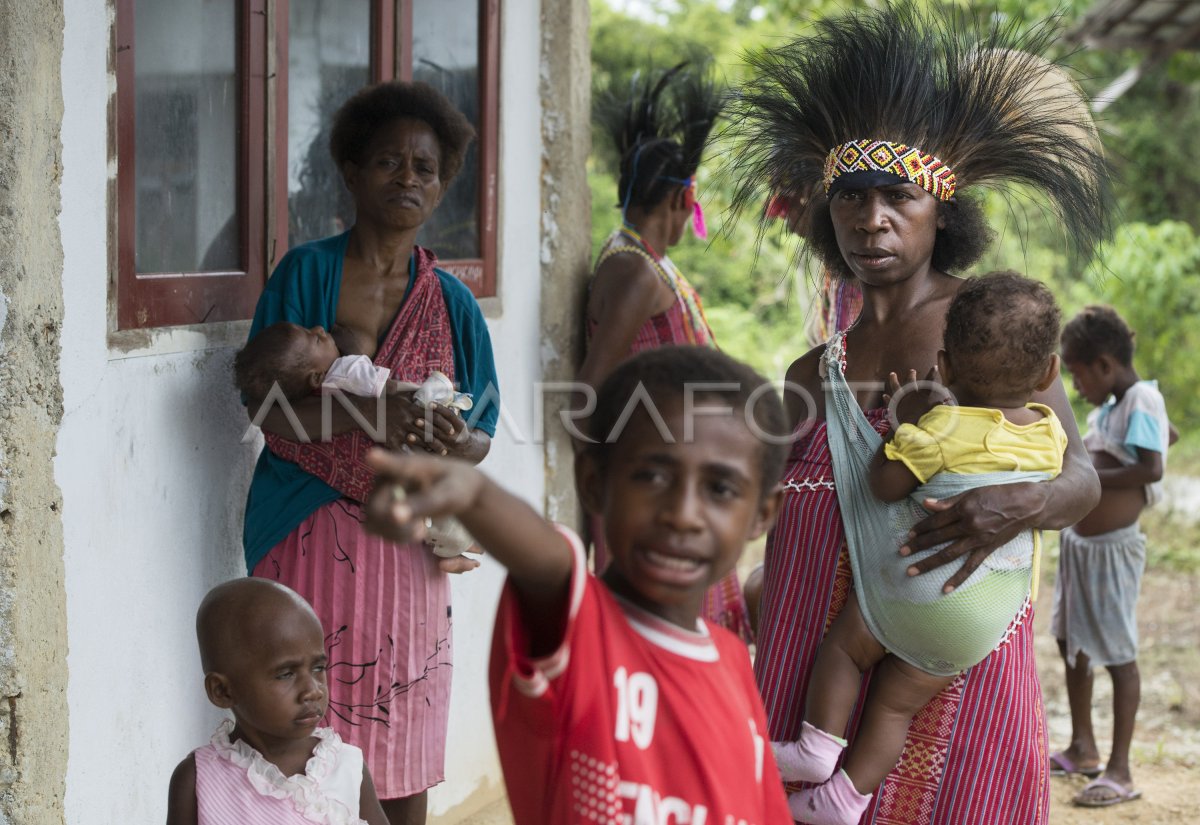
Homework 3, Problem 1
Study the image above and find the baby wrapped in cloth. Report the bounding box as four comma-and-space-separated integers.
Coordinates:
824, 338, 1055, 676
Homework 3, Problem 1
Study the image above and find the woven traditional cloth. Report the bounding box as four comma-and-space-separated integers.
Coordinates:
754, 337, 1050, 824
265, 247, 455, 503
823, 139, 957, 201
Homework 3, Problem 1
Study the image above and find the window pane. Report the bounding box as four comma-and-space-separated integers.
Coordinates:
288, 0, 370, 247
412, 0, 480, 260
134, 0, 239, 274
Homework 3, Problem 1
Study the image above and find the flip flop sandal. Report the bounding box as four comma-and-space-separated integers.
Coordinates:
1073, 776, 1143, 808
1049, 751, 1102, 778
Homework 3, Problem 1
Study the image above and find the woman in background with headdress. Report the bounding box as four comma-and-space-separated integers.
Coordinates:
577, 60, 754, 641
728, 5, 1110, 822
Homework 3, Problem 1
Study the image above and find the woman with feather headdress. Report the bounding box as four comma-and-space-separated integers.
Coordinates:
727, 4, 1111, 823
579, 59, 756, 642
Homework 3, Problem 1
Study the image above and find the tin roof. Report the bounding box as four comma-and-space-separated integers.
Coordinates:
1069, 0, 1200, 53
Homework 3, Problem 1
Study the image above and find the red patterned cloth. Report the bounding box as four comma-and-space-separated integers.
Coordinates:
755, 409, 1050, 824
586, 234, 751, 644
265, 247, 455, 503
813, 270, 863, 346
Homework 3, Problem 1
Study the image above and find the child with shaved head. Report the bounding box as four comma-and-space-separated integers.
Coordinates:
166, 578, 388, 825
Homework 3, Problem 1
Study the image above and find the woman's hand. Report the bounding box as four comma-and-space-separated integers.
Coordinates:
380, 395, 419, 448
380, 396, 460, 455
398, 401, 469, 457
900, 482, 1048, 592
397, 401, 491, 463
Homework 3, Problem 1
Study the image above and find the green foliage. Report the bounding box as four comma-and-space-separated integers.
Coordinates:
1069, 221, 1200, 426
1140, 505, 1200, 575
704, 302, 813, 380
1101, 61, 1200, 229
1166, 429, 1200, 479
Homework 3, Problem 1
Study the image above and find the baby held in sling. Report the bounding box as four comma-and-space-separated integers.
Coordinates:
775, 272, 1069, 824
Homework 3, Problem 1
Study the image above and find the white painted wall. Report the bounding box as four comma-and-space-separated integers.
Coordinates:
429, 0, 546, 817
56, 0, 545, 821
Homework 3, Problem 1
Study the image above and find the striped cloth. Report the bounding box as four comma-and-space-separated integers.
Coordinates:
253, 501, 451, 802
586, 232, 752, 644
756, 410, 1050, 824
813, 271, 863, 346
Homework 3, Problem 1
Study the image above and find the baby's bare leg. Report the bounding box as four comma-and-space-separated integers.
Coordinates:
841, 656, 955, 793
774, 597, 888, 784
805, 595, 887, 735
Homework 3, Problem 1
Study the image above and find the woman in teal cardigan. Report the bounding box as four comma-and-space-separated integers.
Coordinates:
240, 81, 498, 825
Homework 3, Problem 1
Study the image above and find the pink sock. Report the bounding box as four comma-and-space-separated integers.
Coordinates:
771, 721, 846, 783
788, 769, 872, 825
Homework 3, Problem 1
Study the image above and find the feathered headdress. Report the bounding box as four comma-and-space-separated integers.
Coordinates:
594, 54, 725, 230
727, 2, 1111, 263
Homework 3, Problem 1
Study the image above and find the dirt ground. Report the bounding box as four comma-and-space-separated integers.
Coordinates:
1033, 564, 1200, 824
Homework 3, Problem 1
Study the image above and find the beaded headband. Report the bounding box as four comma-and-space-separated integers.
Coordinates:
823, 139, 957, 201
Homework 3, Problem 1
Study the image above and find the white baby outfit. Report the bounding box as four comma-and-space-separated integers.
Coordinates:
321, 355, 391, 398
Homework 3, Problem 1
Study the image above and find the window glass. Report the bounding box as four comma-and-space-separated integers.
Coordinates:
412, 0, 480, 259
134, 0, 239, 273
287, 0, 371, 246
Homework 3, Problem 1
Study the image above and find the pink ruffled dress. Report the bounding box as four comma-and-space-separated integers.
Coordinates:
194, 720, 366, 825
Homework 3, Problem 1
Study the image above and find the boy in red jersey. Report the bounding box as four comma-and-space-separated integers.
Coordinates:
364, 346, 792, 824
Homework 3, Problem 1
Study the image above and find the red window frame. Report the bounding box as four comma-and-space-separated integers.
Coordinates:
113, 0, 267, 330
114, 0, 500, 332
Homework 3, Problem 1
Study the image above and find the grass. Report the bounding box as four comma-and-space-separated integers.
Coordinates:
1170, 432, 1200, 476
1141, 506, 1200, 574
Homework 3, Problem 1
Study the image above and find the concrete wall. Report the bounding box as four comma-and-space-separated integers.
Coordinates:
0, 2, 68, 822
539, 0, 591, 527
52, 0, 565, 822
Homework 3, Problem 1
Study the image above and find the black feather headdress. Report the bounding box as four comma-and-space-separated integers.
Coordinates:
726, 2, 1111, 263
594, 54, 725, 212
